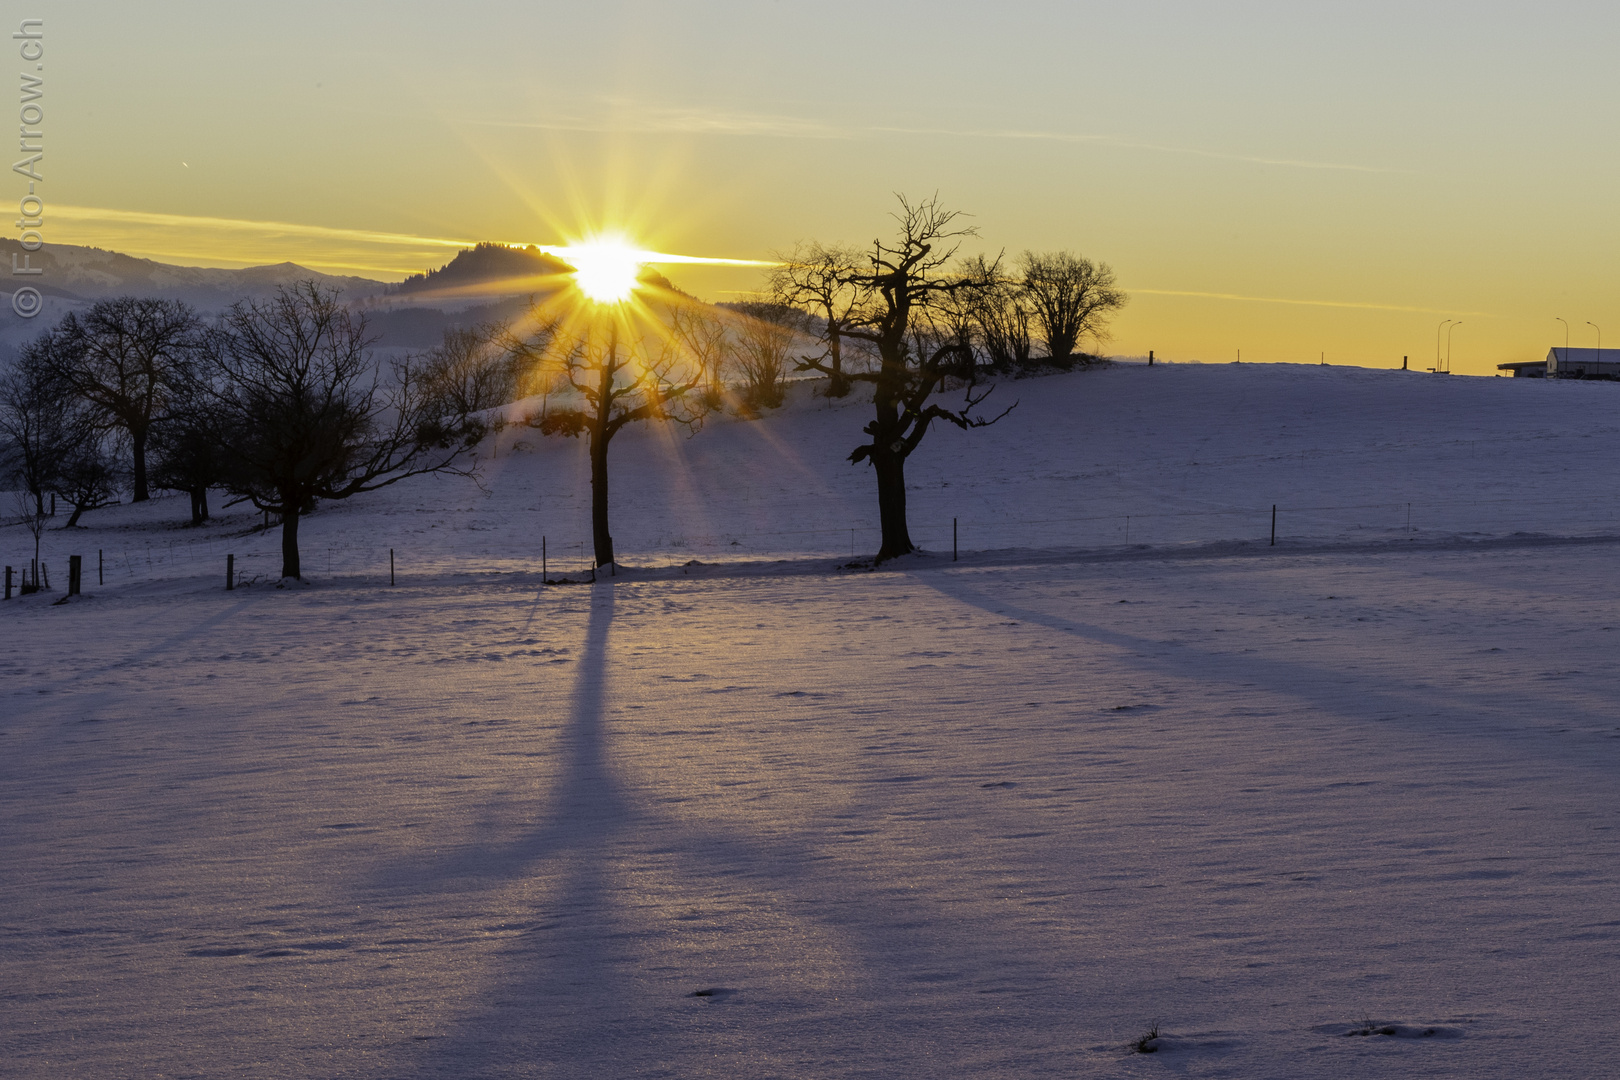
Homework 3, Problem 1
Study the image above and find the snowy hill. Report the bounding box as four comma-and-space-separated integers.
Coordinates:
6, 360, 1620, 1079
11, 360, 1617, 585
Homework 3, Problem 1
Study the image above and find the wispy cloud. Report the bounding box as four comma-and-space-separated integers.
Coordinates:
55, 204, 477, 250
1131, 287, 1490, 317
53, 205, 772, 268
465, 104, 1400, 174
869, 126, 1400, 174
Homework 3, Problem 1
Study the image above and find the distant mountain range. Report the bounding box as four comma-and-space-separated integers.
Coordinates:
0, 237, 391, 309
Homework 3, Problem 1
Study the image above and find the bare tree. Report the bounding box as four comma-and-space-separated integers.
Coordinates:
198, 282, 484, 580
512, 312, 703, 568
42, 297, 203, 502
797, 195, 1012, 562
666, 305, 731, 410
767, 242, 869, 398
10, 489, 45, 589
51, 414, 121, 528
728, 301, 802, 414
419, 324, 526, 418
962, 254, 1033, 371
150, 384, 226, 525
1018, 251, 1126, 364
0, 339, 74, 517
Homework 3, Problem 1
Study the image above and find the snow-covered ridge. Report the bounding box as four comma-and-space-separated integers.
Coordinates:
4, 360, 1617, 587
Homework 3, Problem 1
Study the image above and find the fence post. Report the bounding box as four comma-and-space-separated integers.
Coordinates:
1271, 505, 1277, 546
542, 536, 547, 583
226, 553, 234, 590
4, 566, 10, 600
953, 517, 958, 562
98, 549, 103, 586
68, 555, 81, 596
389, 548, 395, 586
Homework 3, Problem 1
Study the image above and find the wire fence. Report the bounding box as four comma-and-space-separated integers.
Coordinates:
6, 491, 1620, 596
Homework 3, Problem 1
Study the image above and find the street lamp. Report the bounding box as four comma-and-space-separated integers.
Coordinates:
1436, 318, 1453, 372
1446, 321, 1462, 374
1590, 322, 1604, 378
1555, 317, 1570, 375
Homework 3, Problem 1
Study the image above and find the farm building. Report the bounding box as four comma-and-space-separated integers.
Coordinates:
1548, 347, 1620, 378
1497, 349, 1620, 378
1497, 359, 1549, 377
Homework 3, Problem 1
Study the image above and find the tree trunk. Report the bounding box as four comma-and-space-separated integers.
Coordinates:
281, 506, 301, 579
131, 426, 149, 502
873, 449, 913, 562
589, 331, 616, 568
190, 488, 209, 525
589, 432, 613, 567
64, 501, 85, 528
825, 332, 851, 398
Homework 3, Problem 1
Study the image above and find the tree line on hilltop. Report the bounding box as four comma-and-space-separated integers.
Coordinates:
0, 195, 1126, 578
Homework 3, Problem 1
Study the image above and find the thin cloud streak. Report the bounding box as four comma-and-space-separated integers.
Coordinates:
868, 126, 1401, 174
53, 205, 770, 268
465, 107, 1398, 173
55, 204, 477, 250
1131, 287, 1491, 317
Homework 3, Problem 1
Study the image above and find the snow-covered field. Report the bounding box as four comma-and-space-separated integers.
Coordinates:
4, 362, 1620, 1078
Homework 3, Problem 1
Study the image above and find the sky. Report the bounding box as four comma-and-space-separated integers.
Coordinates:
16, 1, 1619, 374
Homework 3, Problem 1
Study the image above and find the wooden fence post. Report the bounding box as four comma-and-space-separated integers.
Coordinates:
226, 554, 235, 590
68, 555, 81, 596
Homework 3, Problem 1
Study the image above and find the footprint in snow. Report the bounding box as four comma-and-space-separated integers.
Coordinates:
689, 987, 737, 1001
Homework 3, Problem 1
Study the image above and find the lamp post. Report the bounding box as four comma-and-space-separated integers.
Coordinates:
1436, 319, 1453, 372
1555, 317, 1570, 375
1590, 322, 1604, 378
1446, 321, 1462, 374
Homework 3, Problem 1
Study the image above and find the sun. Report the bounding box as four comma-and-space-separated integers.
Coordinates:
564, 236, 645, 303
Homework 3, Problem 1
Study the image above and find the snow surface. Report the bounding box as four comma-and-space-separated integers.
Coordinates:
4, 362, 1620, 1078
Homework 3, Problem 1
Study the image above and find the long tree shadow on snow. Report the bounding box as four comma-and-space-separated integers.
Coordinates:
916, 567, 1620, 770
375, 585, 840, 1077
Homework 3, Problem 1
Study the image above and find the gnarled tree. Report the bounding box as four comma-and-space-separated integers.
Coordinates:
793, 195, 1011, 562
198, 282, 483, 580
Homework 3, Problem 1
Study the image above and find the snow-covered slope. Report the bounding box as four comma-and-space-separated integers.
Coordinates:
4, 362, 1619, 1079
10, 360, 1618, 585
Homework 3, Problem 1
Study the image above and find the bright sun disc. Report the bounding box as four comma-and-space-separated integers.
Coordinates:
567, 238, 643, 303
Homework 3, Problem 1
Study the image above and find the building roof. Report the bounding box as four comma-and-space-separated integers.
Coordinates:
1547, 347, 1620, 365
